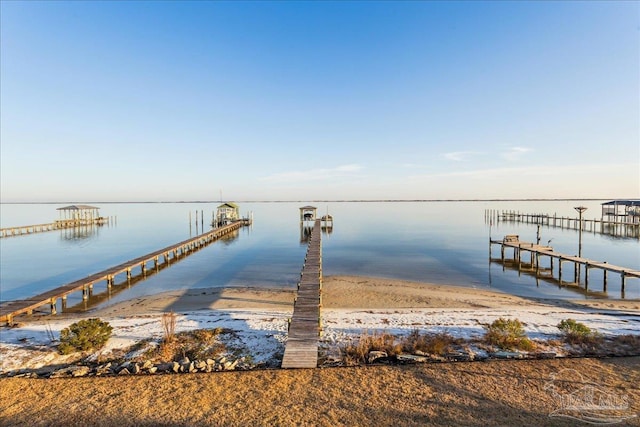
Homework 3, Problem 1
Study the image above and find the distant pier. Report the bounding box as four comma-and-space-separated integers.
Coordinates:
490, 236, 640, 295
1, 205, 112, 238
282, 218, 323, 369
0, 220, 250, 324
485, 200, 640, 239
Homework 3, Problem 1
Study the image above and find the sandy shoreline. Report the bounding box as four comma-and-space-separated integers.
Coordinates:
1, 275, 639, 373
90, 275, 640, 317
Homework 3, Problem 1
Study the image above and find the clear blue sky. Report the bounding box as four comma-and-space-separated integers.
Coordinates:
1, 1, 638, 202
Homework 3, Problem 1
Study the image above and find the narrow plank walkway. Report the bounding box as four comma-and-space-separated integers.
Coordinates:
491, 239, 640, 291
1, 218, 110, 238
281, 219, 322, 369
0, 221, 248, 324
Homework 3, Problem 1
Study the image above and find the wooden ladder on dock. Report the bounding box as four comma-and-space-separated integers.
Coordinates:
281, 219, 322, 369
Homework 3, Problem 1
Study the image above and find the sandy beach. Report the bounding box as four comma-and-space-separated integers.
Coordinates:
2, 275, 638, 373
90, 274, 640, 316
2, 275, 640, 426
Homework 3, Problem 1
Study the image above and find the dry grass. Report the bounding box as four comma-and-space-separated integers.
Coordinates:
402, 330, 460, 355
1, 357, 639, 426
341, 332, 403, 365
143, 327, 227, 363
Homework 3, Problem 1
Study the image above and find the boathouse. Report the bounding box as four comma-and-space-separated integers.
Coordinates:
216, 202, 240, 226
299, 206, 317, 222
57, 205, 101, 221
601, 200, 640, 224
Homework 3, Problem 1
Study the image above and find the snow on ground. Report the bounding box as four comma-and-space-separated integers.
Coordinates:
0, 310, 291, 373
320, 307, 640, 346
1, 306, 638, 373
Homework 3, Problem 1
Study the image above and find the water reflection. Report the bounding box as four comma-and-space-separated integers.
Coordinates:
58, 224, 105, 243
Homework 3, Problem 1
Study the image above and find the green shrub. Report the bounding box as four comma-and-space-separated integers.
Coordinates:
58, 318, 113, 355
557, 319, 601, 344
484, 317, 533, 351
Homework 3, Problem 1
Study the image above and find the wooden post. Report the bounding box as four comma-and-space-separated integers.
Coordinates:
50, 298, 57, 315
558, 258, 563, 283
83, 286, 89, 300
621, 272, 626, 292
584, 264, 589, 290
62, 296, 67, 310
603, 262, 607, 291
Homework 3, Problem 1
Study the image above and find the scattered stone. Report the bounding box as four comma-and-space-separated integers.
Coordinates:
49, 369, 70, 379
537, 352, 556, 359
492, 351, 523, 359
445, 352, 472, 362
223, 360, 238, 371
148, 367, 158, 374
69, 366, 91, 377
171, 362, 181, 373
367, 351, 388, 364
217, 356, 227, 365
206, 358, 215, 366
397, 354, 428, 363
142, 360, 153, 370
118, 368, 131, 375
195, 360, 207, 370
156, 363, 172, 373
131, 363, 141, 374
179, 357, 190, 365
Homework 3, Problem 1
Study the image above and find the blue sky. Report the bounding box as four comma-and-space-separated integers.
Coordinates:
1, 1, 638, 202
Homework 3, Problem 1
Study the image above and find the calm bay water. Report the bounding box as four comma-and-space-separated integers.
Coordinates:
1, 201, 639, 309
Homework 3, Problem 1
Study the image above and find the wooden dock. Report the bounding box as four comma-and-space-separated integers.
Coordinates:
0, 218, 112, 238
490, 237, 640, 293
0, 220, 249, 324
281, 219, 322, 369
487, 210, 639, 238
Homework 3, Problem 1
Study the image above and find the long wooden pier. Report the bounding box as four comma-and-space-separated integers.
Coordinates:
0, 220, 249, 324
0, 218, 112, 238
281, 219, 322, 369
487, 210, 639, 238
490, 237, 640, 293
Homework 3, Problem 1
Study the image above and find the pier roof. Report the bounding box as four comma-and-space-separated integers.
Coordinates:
217, 202, 238, 209
56, 205, 100, 211
601, 200, 640, 206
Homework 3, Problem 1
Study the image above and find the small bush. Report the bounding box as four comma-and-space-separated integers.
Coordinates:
484, 318, 533, 351
58, 318, 113, 355
557, 319, 601, 344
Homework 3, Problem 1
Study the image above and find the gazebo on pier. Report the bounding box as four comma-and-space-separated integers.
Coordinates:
56, 205, 101, 222
299, 206, 317, 223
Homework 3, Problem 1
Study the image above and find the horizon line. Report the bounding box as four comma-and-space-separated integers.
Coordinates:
1, 197, 636, 205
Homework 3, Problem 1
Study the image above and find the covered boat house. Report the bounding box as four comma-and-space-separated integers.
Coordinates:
215, 202, 240, 227
601, 200, 640, 224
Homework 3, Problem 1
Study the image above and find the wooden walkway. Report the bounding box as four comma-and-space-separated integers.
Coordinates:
281, 219, 322, 369
0, 221, 249, 324
0, 218, 111, 238
487, 210, 639, 238
491, 238, 640, 292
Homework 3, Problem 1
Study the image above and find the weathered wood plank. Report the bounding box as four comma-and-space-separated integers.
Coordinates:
281, 219, 323, 369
